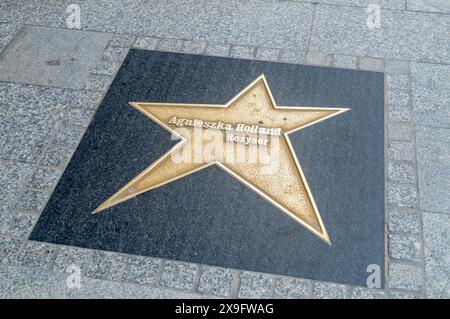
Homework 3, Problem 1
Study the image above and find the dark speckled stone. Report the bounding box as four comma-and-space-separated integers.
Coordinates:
30, 50, 385, 287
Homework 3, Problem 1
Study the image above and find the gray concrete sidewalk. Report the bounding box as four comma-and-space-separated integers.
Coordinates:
0, 0, 449, 298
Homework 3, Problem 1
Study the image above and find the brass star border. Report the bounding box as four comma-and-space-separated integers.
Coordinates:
93, 74, 348, 244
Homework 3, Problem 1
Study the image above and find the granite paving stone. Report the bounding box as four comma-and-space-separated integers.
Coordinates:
53, 247, 92, 274
15, 241, 57, 269
160, 261, 198, 290
415, 126, 450, 213
422, 212, 450, 298
388, 122, 413, 141
311, 5, 450, 64
115, 0, 315, 50
182, 41, 207, 55
0, 161, 34, 212
306, 52, 333, 66
388, 234, 421, 262
411, 63, 450, 128
279, 49, 307, 64
273, 277, 310, 299
102, 46, 129, 62
388, 141, 414, 161
204, 43, 230, 57
197, 266, 234, 297
52, 127, 85, 148
230, 45, 255, 59
133, 37, 160, 51
0, 211, 37, 237
387, 161, 416, 183
312, 282, 346, 299
40, 147, 73, 167
157, 38, 184, 52
333, 55, 358, 69
387, 183, 417, 208
84, 74, 111, 92
0, 26, 111, 89
122, 256, 161, 285
85, 251, 126, 281
15, 189, 49, 211
350, 287, 386, 299
109, 34, 135, 47
29, 168, 60, 190
294, 0, 406, 10
385, 60, 409, 75
407, 0, 450, 14
238, 272, 274, 299
388, 263, 423, 291
92, 60, 120, 76
388, 209, 420, 234
358, 57, 384, 72
0, 236, 22, 265
255, 48, 280, 62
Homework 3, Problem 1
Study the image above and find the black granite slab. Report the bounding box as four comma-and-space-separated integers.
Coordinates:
30, 50, 385, 287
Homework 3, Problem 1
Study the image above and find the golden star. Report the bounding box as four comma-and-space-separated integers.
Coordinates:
94, 74, 348, 244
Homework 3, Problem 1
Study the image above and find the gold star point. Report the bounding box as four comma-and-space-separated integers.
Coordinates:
93, 74, 348, 245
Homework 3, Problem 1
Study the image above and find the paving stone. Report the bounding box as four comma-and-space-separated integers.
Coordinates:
0, 83, 74, 163
312, 282, 346, 299
0, 22, 20, 50
387, 183, 417, 208
86, 251, 126, 281
333, 54, 358, 69
115, 0, 315, 50
387, 161, 416, 183
122, 256, 161, 285
385, 60, 410, 75
52, 127, 85, 148
306, 52, 333, 66
388, 263, 423, 291
53, 247, 92, 274
84, 74, 111, 91
415, 126, 450, 212
238, 272, 274, 299
388, 209, 420, 234
157, 38, 183, 52
423, 262, 449, 298
63, 108, 95, 127
0, 236, 22, 265
0, 211, 37, 237
15, 241, 57, 269
407, 0, 450, 14
273, 277, 310, 299
0, 161, 34, 212
422, 212, 450, 298
388, 122, 413, 141
197, 266, 233, 297
182, 40, 207, 54
102, 46, 129, 61
230, 45, 254, 59
40, 147, 73, 167
280, 49, 306, 64
92, 59, 120, 76
390, 290, 423, 299
389, 234, 421, 262
133, 37, 160, 50
160, 261, 198, 290
388, 141, 414, 161
15, 189, 49, 211
109, 33, 135, 47
29, 167, 60, 190
358, 57, 384, 72
295, 0, 406, 10
0, 264, 210, 298
411, 62, 450, 128
204, 43, 230, 57
0, 26, 110, 89
310, 5, 450, 64
350, 287, 386, 299
389, 104, 413, 122
388, 88, 410, 108
256, 47, 280, 61
387, 74, 410, 92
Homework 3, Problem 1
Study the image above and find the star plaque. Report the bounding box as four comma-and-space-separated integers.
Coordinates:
30, 50, 385, 286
